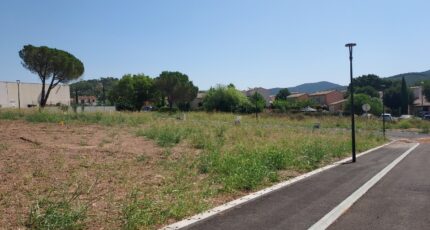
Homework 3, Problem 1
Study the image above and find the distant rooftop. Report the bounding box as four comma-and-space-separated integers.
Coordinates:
309, 90, 337, 96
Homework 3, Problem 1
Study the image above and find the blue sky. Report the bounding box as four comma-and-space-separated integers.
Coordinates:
1, 0, 429, 90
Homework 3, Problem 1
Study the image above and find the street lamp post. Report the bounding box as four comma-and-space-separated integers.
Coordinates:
345, 43, 357, 163
422, 81, 425, 112
16, 80, 21, 110
381, 84, 386, 138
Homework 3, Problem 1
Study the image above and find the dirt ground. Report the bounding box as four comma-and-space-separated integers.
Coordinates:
0, 120, 171, 229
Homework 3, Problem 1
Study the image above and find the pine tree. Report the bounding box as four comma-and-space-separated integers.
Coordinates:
400, 77, 409, 114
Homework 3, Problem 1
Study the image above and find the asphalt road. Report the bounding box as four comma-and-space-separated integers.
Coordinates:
184, 141, 418, 230
329, 143, 430, 230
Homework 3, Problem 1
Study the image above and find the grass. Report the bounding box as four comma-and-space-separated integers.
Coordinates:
26, 185, 90, 230
0, 109, 153, 126
0, 109, 392, 229
137, 125, 186, 147
122, 190, 163, 230
27, 198, 88, 230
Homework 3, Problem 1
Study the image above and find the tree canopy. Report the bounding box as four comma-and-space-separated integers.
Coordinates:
275, 88, 291, 100
154, 71, 198, 109
108, 74, 155, 111
351, 74, 390, 91
248, 92, 266, 114
19, 45, 84, 107
383, 81, 414, 116
400, 77, 409, 114
344, 93, 382, 116
203, 85, 252, 112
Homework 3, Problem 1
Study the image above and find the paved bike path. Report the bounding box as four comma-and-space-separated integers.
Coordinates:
184, 141, 415, 230
329, 143, 430, 230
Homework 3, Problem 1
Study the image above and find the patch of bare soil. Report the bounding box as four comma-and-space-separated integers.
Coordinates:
417, 137, 430, 143
0, 120, 165, 229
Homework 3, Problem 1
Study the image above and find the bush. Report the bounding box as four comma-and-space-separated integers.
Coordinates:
272, 99, 317, 112
203, 85, 252, 113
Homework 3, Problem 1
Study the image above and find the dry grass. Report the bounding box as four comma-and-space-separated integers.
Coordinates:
0, 110, 386, 229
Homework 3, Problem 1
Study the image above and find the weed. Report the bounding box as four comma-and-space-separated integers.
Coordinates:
0, 143, 8, 151
26, 189, 89, 230
138, 125, 185, 147
32, 168, 47, 178
136, 155, 147, 163
421, 124, 430, 134
79, 139, 88, 146
121, 190, 163, 230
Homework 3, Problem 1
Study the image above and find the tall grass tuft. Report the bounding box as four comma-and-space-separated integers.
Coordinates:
26, 196, 88, 230
137, 125, 186, 147
122, 190, 163, 230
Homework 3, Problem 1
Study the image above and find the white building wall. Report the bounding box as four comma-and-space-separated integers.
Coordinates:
0, 82, 9, 107
0, 81, 70, 108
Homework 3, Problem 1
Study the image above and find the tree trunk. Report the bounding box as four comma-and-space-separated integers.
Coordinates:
40, 76, 57, 108
40, 78, 46, 107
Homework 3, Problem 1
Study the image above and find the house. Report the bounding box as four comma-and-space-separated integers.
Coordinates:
309, 90, 344, 107
287, 93, 309, 101
410, 86, 430, 115
0, 81, 70, 108
77, 96, 97, 105
329, 99, 347, 112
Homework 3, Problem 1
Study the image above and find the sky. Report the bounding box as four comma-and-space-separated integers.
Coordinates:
1, 0, 429, 90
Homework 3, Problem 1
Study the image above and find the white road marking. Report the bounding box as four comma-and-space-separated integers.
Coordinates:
308, 143, 420, 230
161, 141, 396, 230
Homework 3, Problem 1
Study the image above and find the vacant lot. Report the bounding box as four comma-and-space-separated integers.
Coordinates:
0, 110, 387, 229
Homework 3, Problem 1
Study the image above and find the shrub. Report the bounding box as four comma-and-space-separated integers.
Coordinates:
203, 85, 252, 113
138, 125, 185, 147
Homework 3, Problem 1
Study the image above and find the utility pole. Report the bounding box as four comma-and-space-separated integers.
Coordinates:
16, 80, 21, 110
422, 81, 425, 112
345, 43, 357, 163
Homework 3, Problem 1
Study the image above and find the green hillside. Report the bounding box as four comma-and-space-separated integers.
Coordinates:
386, 70, 430, 85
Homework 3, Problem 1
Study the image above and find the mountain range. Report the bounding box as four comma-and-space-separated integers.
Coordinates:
264, 69, 430, 96
385, 70, 430, 85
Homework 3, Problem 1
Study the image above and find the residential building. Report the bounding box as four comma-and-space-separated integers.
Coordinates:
328, 99, 347, 112
0, 81, 70, 108
410, 86, 430, 115
287, 93, 309, 101
309, 90, 344, 107
77, 96, 97, 105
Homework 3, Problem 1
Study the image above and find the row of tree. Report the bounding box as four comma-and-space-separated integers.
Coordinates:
19, 45, 430, 114
107, 72, 198, 111
346, 74, 415, 116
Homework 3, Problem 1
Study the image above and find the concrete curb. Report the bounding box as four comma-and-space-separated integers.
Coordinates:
161, 140, 396, 230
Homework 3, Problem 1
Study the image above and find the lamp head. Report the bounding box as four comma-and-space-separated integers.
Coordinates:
16, 80, 20, 84
345, 43, 356, 47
